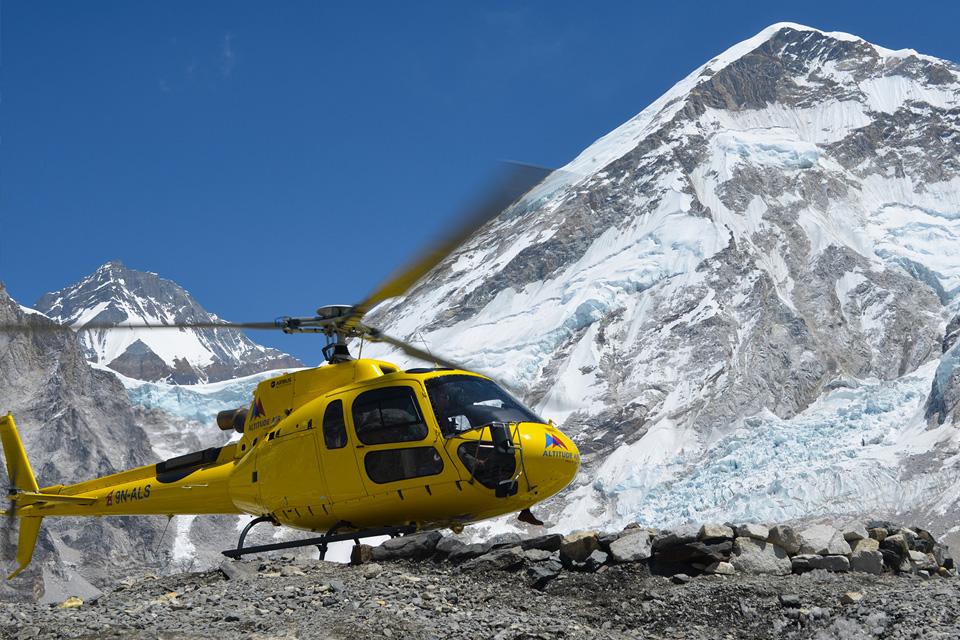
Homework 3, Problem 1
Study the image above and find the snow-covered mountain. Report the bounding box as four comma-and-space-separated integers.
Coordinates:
359, 23, 960, 534
35, 261, 303, 384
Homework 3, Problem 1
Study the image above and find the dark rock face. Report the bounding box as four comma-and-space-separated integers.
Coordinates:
34, 261, 302, 383
0, 285, 169, 602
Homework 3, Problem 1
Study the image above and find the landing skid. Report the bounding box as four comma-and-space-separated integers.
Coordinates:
221, 517, 416, 560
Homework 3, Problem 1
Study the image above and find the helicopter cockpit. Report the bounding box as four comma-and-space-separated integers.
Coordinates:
425, 374, 542, 437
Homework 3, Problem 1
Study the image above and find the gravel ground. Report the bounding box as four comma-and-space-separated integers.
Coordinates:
2, 556, 958, 639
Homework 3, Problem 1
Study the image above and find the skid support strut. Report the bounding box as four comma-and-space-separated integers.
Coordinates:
222, 522, 417, 560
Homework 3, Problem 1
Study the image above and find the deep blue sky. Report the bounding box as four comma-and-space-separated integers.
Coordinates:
3, 1, 959, 364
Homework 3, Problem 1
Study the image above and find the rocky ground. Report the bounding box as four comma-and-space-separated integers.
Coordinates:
3, 520, 957, 639
3, 556, 958, 640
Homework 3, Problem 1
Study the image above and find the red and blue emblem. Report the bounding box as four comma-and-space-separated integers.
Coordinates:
545, 433, 568, 451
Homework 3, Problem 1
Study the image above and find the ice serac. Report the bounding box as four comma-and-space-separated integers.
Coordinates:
0, 284, 170, 602
34, 261, 303, 383
359, 24, 960, 532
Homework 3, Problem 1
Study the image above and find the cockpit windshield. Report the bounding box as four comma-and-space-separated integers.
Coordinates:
425, 374, 543, 436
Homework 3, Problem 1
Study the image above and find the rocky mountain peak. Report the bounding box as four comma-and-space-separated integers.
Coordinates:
361, 25, 960, 531
34, 262, 303, 384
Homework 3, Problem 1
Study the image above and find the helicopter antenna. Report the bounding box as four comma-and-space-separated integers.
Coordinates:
416, 332, 439, 368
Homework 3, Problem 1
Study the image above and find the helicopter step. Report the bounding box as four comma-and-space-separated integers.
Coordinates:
221, 518, 416, 560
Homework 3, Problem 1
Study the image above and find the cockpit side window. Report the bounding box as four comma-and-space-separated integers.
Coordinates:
322, 400, 347, 449
352, 386, 429, 445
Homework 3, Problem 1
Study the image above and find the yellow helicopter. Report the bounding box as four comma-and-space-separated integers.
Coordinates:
0, 164, 581, 579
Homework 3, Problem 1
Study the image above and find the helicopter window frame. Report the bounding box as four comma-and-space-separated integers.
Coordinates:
363, 446, 444, 484
322, 399, 348, 450
351, 385, 429, 446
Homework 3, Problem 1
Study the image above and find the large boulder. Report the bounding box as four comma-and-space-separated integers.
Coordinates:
609, 531, 653, 563
652, 525, 699, 550
841, 522, 869, 543
809, 555, 850, 572
371, 531, 443, 561
520, 534, 563, 552
461, 546, 526, 572
768, 525, 802, 555
908, 551, 939, 572
880, 533, 910, 571
730, 537, 791, 575
734, 523, 769, 541
851, 538, 880, 553
435, 535, 467, 558
699, 523, 734, 541
799, 525, 851, 555
850, 549, 884, 575
560, 531, 601, 564
791, 554, 820, 574
447, 541, 494, 564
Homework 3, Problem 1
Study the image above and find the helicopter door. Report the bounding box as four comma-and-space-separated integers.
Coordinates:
349, 385, 451, 494
317, 399, 366, 503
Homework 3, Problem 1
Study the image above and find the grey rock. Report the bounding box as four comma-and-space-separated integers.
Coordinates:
850, 550, 884, 575
730, 537, 791, 575
699, 523, 735, 540
519, 534, 563, 552
372, 531, 443, 561
220, 560, 258, 580
799, 524, 851, 555
705, 561, 735, 575
447, 541, 494, 564
559, 531, 600, 564
808, 555, 850, 572
652, 525, 699, 551
522, 548, 555, 563
908, 550, 939, 572
852, 538, 880, 553
525, 560, 562, 590
779, 594, 801, 608
791, 554, 821, 574
767, 525, 802, 555
881, 534, 910, 566
435, 536, 467, 558
488, 533, 523, 550
671, 573, 691, 584
461, 546, 526, 572
841, 522, 869, 543
608, 531, 653, 563
734, 523, 769, 541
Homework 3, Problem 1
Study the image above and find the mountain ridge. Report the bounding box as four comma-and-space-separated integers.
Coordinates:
358, 23, 960, 533
35, 261, 303, 384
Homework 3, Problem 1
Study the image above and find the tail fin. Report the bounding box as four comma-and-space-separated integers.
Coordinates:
0, 414, 39, 493
0, 414, 43, 579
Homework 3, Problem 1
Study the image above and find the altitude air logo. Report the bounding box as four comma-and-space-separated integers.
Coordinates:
252, 397, 266, 418
248, 396, 280, 431
543, 433, 578, 461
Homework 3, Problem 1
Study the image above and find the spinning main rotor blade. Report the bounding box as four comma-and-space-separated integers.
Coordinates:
343, 162, 552, 328
365, 326, 524, 395
364, 327, 466, 371
0, 320, 283, 333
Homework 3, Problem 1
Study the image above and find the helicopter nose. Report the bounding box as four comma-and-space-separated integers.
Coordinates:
519, 424, 580, 499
